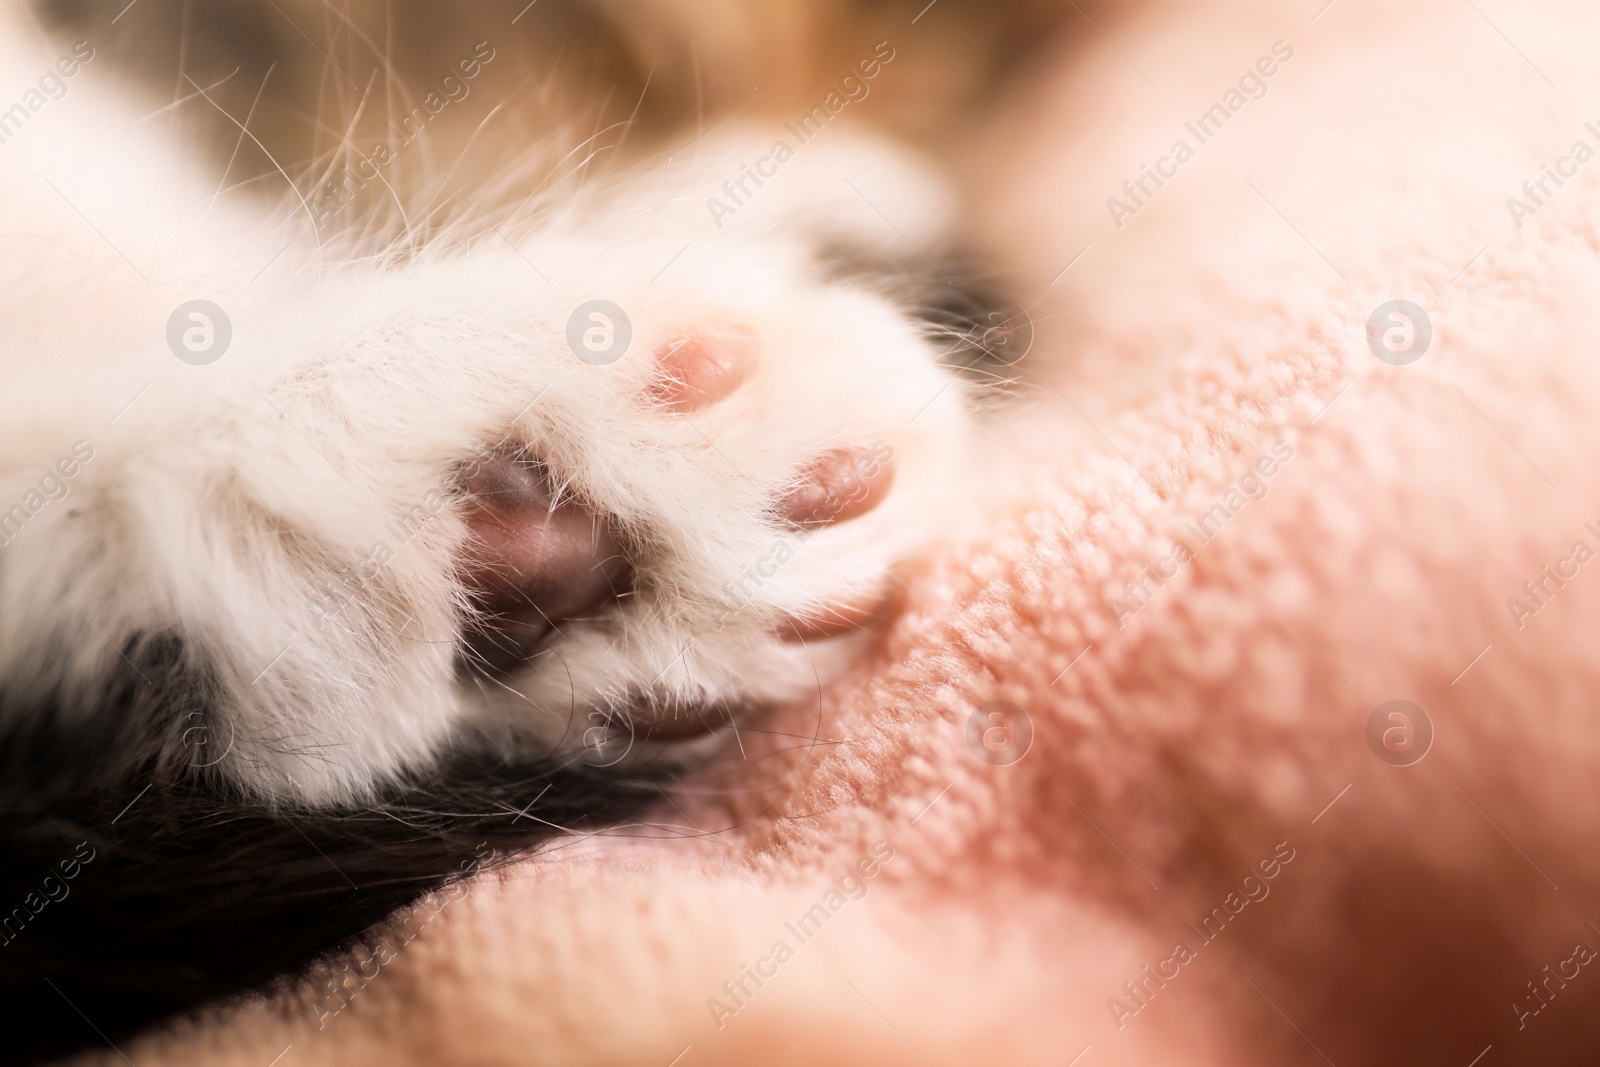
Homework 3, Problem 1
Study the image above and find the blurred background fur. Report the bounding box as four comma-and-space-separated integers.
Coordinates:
38, 0, 1068, 232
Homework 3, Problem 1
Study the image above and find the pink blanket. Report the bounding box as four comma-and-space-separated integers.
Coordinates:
103, 1, 1600, 1063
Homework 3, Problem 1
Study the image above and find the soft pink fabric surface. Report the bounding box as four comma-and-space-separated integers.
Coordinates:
98, 2, 1600, 1064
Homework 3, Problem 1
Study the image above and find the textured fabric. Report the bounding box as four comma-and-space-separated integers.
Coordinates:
91, 1, 1600, 1063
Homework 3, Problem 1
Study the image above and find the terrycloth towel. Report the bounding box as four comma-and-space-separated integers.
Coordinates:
98, 2, 1600, 1063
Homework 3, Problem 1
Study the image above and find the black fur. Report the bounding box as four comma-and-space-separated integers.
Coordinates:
817, 243, 1035, 388
0, 633, 667, 1066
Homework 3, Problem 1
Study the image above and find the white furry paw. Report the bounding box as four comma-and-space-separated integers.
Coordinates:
3, 130, 979, 804
451, 267, 973, 774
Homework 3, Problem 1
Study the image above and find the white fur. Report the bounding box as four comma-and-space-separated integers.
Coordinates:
0, 7, 971, 805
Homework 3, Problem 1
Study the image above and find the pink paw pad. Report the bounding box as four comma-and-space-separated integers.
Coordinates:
646, 327, 758, 412
772, 444, 898, 642
776, 445, 896, 529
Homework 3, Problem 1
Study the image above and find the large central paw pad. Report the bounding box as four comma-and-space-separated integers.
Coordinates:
457, 449, 630, 675
456, 326, 901, 694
